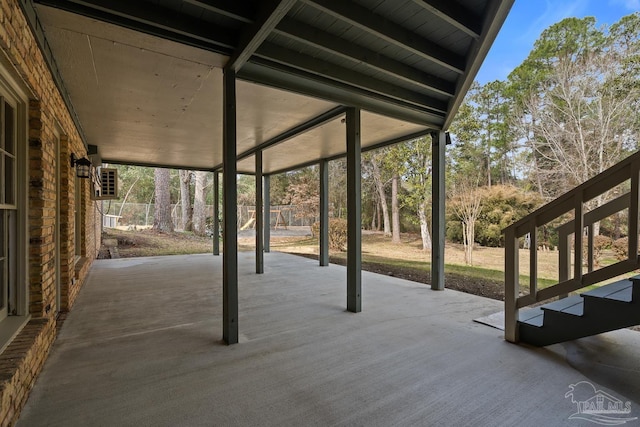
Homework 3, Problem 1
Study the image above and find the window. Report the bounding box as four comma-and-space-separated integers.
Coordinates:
0, 96, 17, 321
75, 175, 83, 260
0, 63, 27, 345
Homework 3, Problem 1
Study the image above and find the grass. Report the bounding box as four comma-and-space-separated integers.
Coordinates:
102, 228, 213, 258
101, 227, 629, 302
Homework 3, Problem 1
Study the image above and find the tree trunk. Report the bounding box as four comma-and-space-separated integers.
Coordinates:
370, 159, 390, 236
418, 202, 431, 251
371, 202, 377, 230
193, 171, 209, 235
118, 176, 140, 219
179, 170, 193, 231
463, 220, 475, 266
153, 168, 173, 232
391, 173, 401, 243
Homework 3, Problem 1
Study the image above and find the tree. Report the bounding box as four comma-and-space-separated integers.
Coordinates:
283, 166, 319, 228
391, 173, 401, 243
153, 168, 173, 232
509, 15, 640, 205
395, 137, 432, 251
449, 174, 483, 265
329, 159, 347, 219
179, 170, 193, 231
193, 171, 211, 235
448, 82, 515, 188
363, 152, 391, 236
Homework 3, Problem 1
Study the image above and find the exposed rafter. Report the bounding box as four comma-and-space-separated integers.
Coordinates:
273, 18, 455, 98
182, 0, 252, 23
33, 0, 514, 173
301, 0, 466, 74
410, 0, 482, 38
255, 43, 448, 114
261, 129, 432, 176
225, 0, 297, 72
35, 0, 237, 53
240, 58, 445, 126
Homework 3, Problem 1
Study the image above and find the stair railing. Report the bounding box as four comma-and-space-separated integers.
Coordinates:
504, 151, 640, 342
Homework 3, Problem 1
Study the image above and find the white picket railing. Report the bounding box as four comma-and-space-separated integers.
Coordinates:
504, 151, 640, 342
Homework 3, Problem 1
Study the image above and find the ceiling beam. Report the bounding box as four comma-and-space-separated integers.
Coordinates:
302, 0, 466, 74
225, 0, 297, 72
35, 0, 237, 55
410, 0, 482, 39
35, 0, 237, 53
239, 60, 445, 127
182, 0, 252, 23
273, 18, 455, 98
261, 129, 432, 176
101, 158, 217, 172
237, 106, 347, 162
255, 43, 448, 114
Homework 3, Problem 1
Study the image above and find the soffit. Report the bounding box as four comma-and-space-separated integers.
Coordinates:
32, 0, 514, 173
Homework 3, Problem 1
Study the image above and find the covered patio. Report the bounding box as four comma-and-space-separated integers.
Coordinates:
25, 0, 516, 345
17, 252, 640, 425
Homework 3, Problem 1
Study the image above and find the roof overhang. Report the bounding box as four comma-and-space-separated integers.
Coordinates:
28, 0, 514, 173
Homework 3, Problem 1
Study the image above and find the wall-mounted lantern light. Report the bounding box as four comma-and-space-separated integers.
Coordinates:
70, 153, 92, 179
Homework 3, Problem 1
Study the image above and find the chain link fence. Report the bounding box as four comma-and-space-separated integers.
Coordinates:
102, 203, 317, 230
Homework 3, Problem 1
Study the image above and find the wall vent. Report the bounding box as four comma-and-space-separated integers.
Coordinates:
91, 168, 118, 200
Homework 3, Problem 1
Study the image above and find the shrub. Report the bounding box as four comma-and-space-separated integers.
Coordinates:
612, 237, 628, 261
311, 218, 348, 251
583, 235, 613, 267
446, 185, 542, 247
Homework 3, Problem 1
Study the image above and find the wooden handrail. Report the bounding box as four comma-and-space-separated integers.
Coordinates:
504, 151, 640, 343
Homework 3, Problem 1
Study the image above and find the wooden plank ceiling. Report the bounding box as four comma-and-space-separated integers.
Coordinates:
31, 0, 514, 173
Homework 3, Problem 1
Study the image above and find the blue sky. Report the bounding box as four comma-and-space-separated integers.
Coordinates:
475, 0, 640, 84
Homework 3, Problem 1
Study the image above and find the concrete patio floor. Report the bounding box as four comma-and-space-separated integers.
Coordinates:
17, 252, 640, 426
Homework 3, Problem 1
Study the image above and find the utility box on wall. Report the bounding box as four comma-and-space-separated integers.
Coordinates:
91, 168, 118, 200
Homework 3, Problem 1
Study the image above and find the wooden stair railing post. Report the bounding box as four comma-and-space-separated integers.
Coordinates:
629, 162, 639, 264
574, 195, 584, 284
529, 223, 537, 297
505, 227, 520, 343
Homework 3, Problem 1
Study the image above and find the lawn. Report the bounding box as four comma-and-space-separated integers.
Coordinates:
100, 227, 568, 301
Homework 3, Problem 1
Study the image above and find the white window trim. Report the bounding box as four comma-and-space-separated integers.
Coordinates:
0, 55, 30, 349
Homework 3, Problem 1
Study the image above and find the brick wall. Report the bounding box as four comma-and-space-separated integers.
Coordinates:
0, 0, 100, 424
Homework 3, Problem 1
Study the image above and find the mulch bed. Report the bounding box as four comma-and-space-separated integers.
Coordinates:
286, 252, 505, 301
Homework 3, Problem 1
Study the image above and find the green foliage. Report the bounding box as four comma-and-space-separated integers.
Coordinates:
449, 81, 516, 187
446, 185, 542, 247
311, 218, 347, 251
